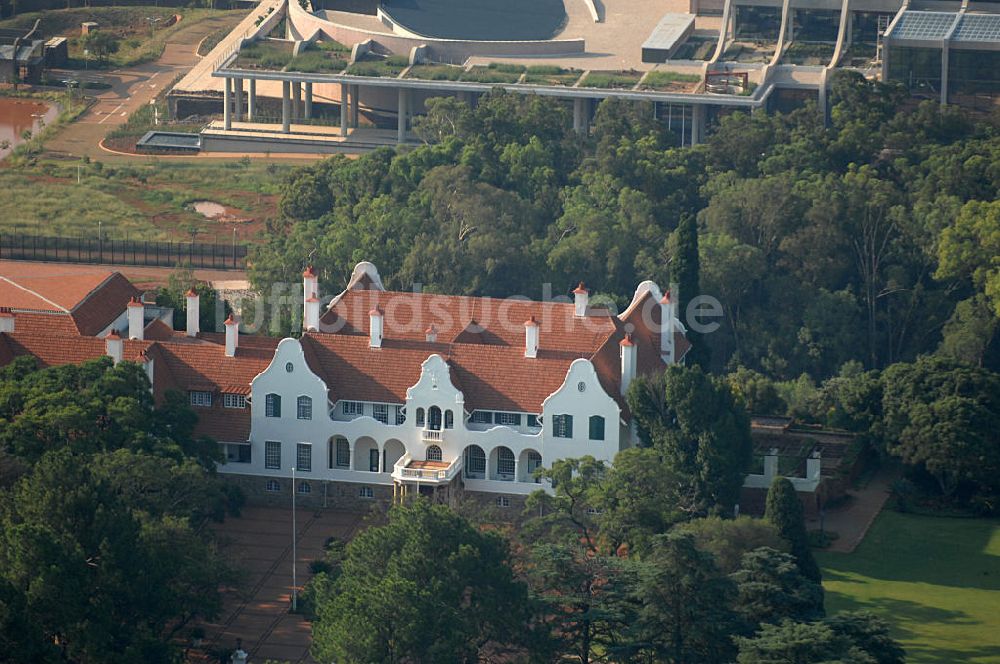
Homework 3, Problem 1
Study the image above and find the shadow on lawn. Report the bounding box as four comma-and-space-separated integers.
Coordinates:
824, 592, 974, 635
819, 513, 1000, 591
823, 591, 998, 662
903, 643, 1000, 664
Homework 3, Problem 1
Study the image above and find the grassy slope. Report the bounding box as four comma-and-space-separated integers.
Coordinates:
0, 159, 289, 241
817, 511, 1000, 664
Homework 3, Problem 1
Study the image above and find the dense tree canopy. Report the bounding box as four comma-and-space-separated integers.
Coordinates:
310, 500, 533, 663
627, 365, 752, 515
0, 358, 235, 663
254, 72, 1000, 384
765, 476, 822, 582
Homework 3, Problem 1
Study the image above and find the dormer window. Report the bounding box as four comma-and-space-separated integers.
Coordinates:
342, 401, 363, 416
223, 393, 247, 409
470, 411, 492, 424
189, 391, 212, 408
495, 412, 521, 427
373, 404, 389, 424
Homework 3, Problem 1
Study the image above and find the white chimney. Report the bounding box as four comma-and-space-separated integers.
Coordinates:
303, 265, 318, 325
127, 296, 144, 340
764, 448, 779, 480
660, 290, 675, 364
224, 314, 239, 357
620, 333, 636, 396
304, 294, 320, 332
185, 288, 200, 337
573, 282, 589, 317
425, 324, 437, 343
807, 450, 822, 479
369, 306, 383, 348
524, 316, 539, 358
0, 307, 14, 333
105, 329, 123, 364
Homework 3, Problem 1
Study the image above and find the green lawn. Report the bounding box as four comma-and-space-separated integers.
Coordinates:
817, 511, 1000, 664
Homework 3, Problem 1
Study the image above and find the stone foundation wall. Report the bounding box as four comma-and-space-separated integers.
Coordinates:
222, 473, 393, 511
222, 472, 537, 521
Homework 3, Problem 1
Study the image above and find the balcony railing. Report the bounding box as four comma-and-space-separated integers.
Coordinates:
421, 428, 443, 443
391, 454, 462, 484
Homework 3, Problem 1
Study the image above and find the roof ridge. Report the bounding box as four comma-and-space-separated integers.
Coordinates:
0, 275, 70, 313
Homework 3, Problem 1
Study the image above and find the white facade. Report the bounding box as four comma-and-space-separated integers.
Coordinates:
220, 341, 625, 497
215, 262, 686, 499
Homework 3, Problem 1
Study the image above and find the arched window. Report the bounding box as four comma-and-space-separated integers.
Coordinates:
444, 410, 454, 429
416, 407, 425, 427
526, 450, 542, 480
588, 415, 605, 441
297, 482, 311, 495
464, 445, 486, 478
496, 447, 515, 479
265, 393, 281, 418
265, 479, 281, 492
427, 445, 442, 462
297, 396, 312, 420
428, 406, 442, 430
336, 438, 350, 468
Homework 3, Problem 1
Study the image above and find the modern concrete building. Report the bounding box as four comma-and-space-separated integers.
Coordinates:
165, 0, 1000, 155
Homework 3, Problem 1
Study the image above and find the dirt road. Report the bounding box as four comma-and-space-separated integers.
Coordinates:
44, 11, 246, 158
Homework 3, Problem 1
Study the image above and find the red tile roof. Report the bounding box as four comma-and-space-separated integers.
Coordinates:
0, 270, 140, 336
0, 268, 689, 436
305, 286, 686, 414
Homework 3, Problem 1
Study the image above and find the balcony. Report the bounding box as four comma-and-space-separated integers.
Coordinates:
421, 428, 443, 444
392, 454, 462, 484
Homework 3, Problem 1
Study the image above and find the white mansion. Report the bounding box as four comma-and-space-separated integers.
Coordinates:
0, 262, 689, 507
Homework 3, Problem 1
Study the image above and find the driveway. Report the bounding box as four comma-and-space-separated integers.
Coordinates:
198, 506, 371, 664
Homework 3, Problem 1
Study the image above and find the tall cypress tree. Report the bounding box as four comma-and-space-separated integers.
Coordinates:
670, 215, 708, 368
765, 476, 822, 583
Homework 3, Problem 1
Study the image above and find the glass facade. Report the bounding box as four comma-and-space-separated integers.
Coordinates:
949, 49, 1000, 109
887, 46, 942, 96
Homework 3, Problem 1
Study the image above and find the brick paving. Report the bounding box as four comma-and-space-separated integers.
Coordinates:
806, 465, 900, 554
198, 506, 370, 664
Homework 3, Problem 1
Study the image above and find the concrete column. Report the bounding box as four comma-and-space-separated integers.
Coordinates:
581, 98, 590, 134
223, 77, 232, 130
397, 87, 408, 143
690, 104, 704, 146
846, 12, 853, 46
304, 81, 313, 120
351, 84, 360, 127
572, 98, 583, 133
292, 81, 301, 121
340, 82, 349, 136
281, 80, 291, 134
818, 68, 828, 123
233, 77, 243, 122
247, 78, 256, 121
940, 43, 949, 106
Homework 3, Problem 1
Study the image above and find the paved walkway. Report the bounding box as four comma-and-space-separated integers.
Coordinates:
808, 465, 899, 554
44, 11, 247, 159
201, 506, 370, 664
